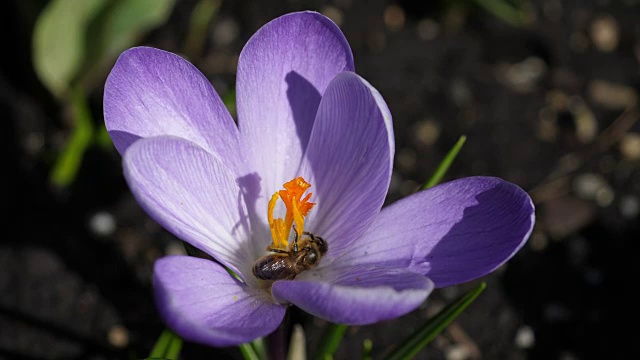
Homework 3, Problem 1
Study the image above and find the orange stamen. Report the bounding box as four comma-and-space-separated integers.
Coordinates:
267, 177, 315, 251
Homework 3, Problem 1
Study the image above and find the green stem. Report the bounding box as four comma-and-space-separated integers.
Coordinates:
50, 85, 94, 187
314, 323, 348, 360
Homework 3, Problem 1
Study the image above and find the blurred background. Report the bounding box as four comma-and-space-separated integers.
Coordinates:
2, 0, 639, 359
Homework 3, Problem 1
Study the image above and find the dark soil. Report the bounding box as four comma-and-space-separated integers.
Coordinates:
2, 0, 639, 359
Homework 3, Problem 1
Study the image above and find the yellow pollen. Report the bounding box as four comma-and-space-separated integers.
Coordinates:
267, 177, 315, 251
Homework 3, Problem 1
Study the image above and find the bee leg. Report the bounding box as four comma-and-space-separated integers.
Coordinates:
266, 246, 289, 254
292, 226, 299, 254
302, 231, 315, 240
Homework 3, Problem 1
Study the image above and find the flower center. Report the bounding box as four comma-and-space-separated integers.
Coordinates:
267, 176, 315, 251
252, 177, 328, 281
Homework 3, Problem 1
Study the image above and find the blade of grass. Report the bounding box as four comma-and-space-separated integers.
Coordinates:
475, 0, 528, 27
384, 282, 487, 360
421, 135, 466, 190
250, 337, 267, 360
148, 329, 181, 360
165, 334, 183, 360
239, 342, 260, 360
362, 339, 373, 360
149, 329, 172, 358
314, 323, 348, 360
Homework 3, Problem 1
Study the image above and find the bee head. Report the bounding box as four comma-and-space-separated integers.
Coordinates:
314, 236, 328, 255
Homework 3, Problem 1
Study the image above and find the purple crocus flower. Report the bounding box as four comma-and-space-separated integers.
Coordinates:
104, 12, 534, 347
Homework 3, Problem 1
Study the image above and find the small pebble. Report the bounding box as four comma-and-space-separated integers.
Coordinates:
414, 120, 441, 146
383, 5, 406, 31
212, 17, 239, 47
619, 195, 640, 219
108, 325, 129, 348
588, 80, 638, 110
572, 99, 597, 143
620, 133, 640, 160
321, 6, 343, 27
166, 241, 187, 256
501, 57, 547, 93
590, 14, 620, 52
573, 173, 608, 200
529, 231, 549, 251
417, 18, 439, 40
445, 344, 471, 360
595, 187, 615, 207
89, 212, 116, 237
514, 325, 535, 349
396, 148, 417, 172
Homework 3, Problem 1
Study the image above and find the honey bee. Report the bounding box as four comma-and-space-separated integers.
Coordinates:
253, 231, 328, 281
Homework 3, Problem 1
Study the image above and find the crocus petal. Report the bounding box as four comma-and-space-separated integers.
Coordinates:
154, 256, 286, 347
104, 47, 245, 174
123, 136, 255, 280
237, 11, 354, 205
298, 72, 394, 260
272, 265, 432, 325
335, 177, 535, 288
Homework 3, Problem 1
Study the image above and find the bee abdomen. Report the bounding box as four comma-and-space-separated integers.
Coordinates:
252, 255, 297, 281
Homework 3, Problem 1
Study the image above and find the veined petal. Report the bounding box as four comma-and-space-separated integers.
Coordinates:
237, 11, 354, 214
123, 136, 254, 280
104, 47, 245, 174
154, 256, 286, 347
298, 72, 394, 261
335, 177, 535, 288
272, 266, 432, 325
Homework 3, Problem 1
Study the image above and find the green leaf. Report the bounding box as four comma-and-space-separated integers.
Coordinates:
82, 0, 176, 88
32, 0, 106, 97
223, 88, 237, 119
384, 282, 487, 360
314, 323, 348, 360
148, 329, 182, 360
184, 0, 221, 59
421, 135, 467, 190
94, 0, 175, 59
50, 86, 94, 187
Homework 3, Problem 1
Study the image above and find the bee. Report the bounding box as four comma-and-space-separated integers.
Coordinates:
252, 231, 328, 281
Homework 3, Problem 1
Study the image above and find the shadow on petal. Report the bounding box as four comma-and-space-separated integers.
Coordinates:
108, 130, 141, 154
286, 71, 322, 156
425, 181, 534, 288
